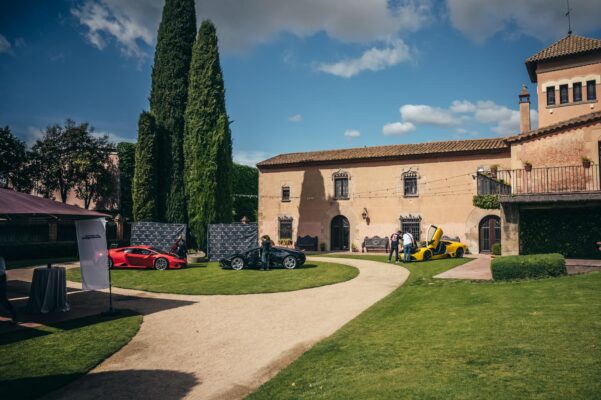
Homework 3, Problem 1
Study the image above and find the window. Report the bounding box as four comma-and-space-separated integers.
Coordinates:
333, 171, 349, 199
559, 84, 569, 104
278, 217, 293, 240
587, 80, 597, 101
281, 186, 290, 202
573, 82, 582, 102
400, 215, 421, 241
546, 86, 555, 106
403, 171, 418, 197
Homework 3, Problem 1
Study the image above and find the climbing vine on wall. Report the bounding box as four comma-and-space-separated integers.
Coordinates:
472, 194, 500, 210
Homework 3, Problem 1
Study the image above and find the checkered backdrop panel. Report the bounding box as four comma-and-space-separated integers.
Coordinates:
208, 223, 258, 261
130, 222, 187, 253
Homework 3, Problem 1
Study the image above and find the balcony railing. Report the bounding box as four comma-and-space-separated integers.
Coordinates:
477, 164, 600, 195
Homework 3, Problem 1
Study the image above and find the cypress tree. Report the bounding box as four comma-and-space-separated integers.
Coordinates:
149, 0, 196, 223
116, 142, 136, 219
133, 112, 158, 221
184, 20, 233, 249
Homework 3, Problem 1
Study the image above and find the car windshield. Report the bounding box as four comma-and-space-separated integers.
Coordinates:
149, 247, 169, 254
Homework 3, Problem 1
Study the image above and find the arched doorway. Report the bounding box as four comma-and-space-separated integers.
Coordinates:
479, 215, 501, 253
330, 215, 350, 251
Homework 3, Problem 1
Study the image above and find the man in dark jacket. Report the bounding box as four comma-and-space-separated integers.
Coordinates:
388, 230, 401, 263
260, 235, 271, 271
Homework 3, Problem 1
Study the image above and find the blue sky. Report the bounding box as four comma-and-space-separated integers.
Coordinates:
1, 0, 601, 165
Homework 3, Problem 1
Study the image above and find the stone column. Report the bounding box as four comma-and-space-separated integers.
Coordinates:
500, 202, 520, 255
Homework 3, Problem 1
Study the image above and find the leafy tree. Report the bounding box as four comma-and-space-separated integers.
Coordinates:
149, 0, 196, 223
29, 120, 92, 202
116, 142, 136, 218
184, 20, 233, 249
0, 126, 32, 192
232, 163, 258, 222
133, 112, 159, 221
74, 134, 116, 209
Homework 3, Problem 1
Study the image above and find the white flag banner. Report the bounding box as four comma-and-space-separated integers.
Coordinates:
75, 218, 109, 291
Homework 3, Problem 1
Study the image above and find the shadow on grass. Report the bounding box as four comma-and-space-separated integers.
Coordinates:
0, 310, 140, 346
1, 369, 199, 400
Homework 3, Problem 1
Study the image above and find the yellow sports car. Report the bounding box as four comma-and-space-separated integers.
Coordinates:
410, 225, 468, 262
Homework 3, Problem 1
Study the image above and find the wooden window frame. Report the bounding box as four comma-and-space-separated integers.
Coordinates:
278, 217, 293, 241
546, 86, 555, 106
559, 84, 569, 104
587, 80, 597, 101
281, 185, 291, 202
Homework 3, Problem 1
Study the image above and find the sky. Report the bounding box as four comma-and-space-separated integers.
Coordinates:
1, 0, 601, 166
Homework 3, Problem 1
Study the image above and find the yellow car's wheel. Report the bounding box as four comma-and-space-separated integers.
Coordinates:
456, 248, 464, 258
424, 250, 432, 261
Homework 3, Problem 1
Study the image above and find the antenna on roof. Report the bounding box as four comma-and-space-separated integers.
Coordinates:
565, 0, 573, 35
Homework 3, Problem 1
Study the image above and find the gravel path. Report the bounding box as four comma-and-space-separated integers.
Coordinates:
45, 257, 409, 400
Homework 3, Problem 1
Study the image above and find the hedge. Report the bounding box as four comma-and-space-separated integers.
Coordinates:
491, 253, 567, 281
472, 194, 500, 209
520, 207, 601, 259
491, 242, 502, 256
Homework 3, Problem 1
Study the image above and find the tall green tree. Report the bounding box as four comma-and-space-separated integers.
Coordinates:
184, 20, 233, 249
232, 163, 258, 222
0, 126, 32, 192
116, 142, 136, 218
133, 112, 159, 221
149, 0, 196, 223
74, 134, 115, 209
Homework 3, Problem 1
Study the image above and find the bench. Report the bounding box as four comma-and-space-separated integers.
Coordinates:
296, 235, 318, 251
362, 236, 389, 253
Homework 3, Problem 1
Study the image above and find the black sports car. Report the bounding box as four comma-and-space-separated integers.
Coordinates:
219, 247, 306, 270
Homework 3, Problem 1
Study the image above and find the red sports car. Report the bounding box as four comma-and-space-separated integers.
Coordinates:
108, 246, 187, 270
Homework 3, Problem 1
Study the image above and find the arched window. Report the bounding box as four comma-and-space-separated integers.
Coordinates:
402, 171, 418, 197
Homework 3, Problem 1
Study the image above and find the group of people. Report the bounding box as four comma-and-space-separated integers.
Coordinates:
170, 236, 187, 260
388, 230, 415, 263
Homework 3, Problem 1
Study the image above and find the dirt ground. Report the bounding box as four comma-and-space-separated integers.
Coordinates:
25, 257, 408, 400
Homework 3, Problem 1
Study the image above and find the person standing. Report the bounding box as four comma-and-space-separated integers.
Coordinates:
388, 230, 401, 263
403, 230, 414, 263
0, 257, 17, 323
260, 235, 271, 271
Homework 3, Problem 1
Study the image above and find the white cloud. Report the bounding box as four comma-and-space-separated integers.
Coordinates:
25, 126, 44, 146
71, 0, 157, 58
317, 38, 412, 78
71, 0, 433, 57
400, 104, 459, 126
385, 99, 539, 136
93, 131, 136, 144
382, 121, 415, 136
0, 34, 13, 55
234, 151, 271, 166
288, 114, 302, 123
446, 0, 601, 42
344, 129, 361, 138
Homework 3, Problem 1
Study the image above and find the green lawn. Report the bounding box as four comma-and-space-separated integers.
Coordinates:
248, 256, 601, 399
0, 312, 142, 400
67, 261, 359, 295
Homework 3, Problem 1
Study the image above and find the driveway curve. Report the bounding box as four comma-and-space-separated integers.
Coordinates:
46, 257, 409, 400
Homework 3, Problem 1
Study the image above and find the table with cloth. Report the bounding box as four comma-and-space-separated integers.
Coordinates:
27, 267, 70, 313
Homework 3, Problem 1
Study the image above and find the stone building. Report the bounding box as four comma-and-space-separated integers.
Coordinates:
257, 34, 601, 257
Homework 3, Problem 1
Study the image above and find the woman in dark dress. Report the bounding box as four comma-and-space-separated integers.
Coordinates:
260, 235, 271, 271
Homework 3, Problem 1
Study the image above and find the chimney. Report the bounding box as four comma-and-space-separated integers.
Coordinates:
519, 84, 531, 133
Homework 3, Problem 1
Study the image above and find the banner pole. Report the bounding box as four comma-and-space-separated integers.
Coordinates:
108, 259, 113, 313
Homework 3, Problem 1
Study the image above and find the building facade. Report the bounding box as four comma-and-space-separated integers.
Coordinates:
258, 34, 601, 257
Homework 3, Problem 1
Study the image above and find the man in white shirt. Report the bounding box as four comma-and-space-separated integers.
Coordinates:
402, 231, 414, 263
0, 256, 17, 322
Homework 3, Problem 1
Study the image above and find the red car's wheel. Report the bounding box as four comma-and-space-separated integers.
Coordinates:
154, 257, 169, 270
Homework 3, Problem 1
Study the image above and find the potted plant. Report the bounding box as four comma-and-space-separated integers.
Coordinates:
582, 156, 592, 168
351, 243, 359, 253
523, 161, 532, 172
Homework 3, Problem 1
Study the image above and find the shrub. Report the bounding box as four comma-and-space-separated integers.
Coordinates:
491, 253, 566, 281
320, 242, 326, 252
491, 242, 502, 256
472, 194, 500, 209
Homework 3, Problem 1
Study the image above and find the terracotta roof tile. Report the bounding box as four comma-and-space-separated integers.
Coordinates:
526, 34, 601, 63
505, 110, 601, 144
257, 138, 508, 168
525, 34, 601, 82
